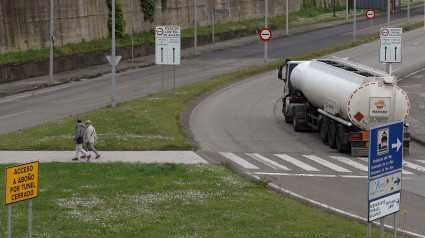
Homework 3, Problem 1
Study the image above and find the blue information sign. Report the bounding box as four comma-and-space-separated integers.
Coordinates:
368, 121, 403, 179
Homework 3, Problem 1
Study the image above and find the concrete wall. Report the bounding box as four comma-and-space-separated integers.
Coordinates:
0, 0, 345, 53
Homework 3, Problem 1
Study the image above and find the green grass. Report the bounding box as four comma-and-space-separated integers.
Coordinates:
0, 163, 389, 237
0, 6, 363, 64
2, 22, 425, 150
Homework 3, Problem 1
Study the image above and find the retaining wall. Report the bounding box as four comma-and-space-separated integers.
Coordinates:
0, 0, 345, 83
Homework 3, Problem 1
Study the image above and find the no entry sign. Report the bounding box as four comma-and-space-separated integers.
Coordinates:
259, 28, 272, 41
366, 9, 375, 19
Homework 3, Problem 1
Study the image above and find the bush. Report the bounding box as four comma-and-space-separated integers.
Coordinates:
107, 0, 127, 38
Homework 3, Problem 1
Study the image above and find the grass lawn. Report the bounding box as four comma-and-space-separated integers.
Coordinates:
0, 163, 388, 237
3, 21, 425, 150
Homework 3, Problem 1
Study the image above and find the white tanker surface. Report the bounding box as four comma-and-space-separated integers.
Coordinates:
290, 59, 410, 130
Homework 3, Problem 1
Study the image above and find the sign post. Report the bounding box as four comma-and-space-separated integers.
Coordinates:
366, 9, 375, 31
212, 9, 229, 43
380, 27, 402, 77
5, 161, 39, 238
367, 121, 404, 237
155, 26, 181, 96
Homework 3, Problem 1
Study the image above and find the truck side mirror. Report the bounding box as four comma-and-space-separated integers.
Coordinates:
278, 65, 286, 82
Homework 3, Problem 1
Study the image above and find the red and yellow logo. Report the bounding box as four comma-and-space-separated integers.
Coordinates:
374, 100, 386, 109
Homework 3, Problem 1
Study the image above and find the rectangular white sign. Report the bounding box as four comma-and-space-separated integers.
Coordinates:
368, 192, 400, 222
368, 171, 402, 201
379, 28, 402, 63
155, 26, 181, 65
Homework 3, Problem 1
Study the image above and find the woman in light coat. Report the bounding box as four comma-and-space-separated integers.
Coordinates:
81, 120, 100, 159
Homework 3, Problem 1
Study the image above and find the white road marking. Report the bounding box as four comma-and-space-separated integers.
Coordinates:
403, 161, 425, 173
274, 154, 319, 171
245, 153, 290, 170
303, 155, 351, 173
0, 109, 34, 119
416, 160, 425, 165
219, 152, 259, 169
329, 156, 368, 171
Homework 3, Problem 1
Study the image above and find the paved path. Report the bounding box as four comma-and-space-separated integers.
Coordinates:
0, 151, 208, 164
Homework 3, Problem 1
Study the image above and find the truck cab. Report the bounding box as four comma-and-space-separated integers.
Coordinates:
278, 60, 307, 125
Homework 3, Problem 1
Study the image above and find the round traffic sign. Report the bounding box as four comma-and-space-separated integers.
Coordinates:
156, 27, 164, 36
381, 28, 389, 37
366, 9, 375, 20
259, 28, 272, 41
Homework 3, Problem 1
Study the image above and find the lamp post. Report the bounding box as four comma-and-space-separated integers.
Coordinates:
111, 0, 116, 107
49, 0, 54, 83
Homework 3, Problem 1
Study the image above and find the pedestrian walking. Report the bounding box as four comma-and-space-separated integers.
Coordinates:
81, 120, 100, 159
73, 118, 91, 161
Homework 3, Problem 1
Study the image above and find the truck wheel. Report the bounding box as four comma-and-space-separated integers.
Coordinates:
285, 114, 292, 123
327, 121, 337, 149
320, 119, 328, 143
336, 124, 349, 152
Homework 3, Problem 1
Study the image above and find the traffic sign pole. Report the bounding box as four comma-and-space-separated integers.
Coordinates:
264, 0, 268, 64
353, 0, 356, 41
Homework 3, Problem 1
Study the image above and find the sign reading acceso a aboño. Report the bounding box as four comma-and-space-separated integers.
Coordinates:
5, 161, 39, 205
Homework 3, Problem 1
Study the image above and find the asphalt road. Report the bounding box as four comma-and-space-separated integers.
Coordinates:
189, 28, 425, 236
0, 7, 424, 135
0, 7, 424, 237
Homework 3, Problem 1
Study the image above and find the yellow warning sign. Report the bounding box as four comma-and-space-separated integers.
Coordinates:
5, 162, 39, 205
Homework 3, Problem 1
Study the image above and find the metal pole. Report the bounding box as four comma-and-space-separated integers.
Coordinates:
353, 0, 356, 41
387, 0, 391, 27
162, 64, 164, 97
380, 217, 385, 238
112, 0, 116, 107
212, 10, 215, 43
174, 65, 176, 96
7, 204, 11, 238
49, 0, 54, 83
346, 0, 348, 21
367, 222, 371, 238
194, 0, 197, 53
394, 213, 397, 237
286, 0, 289, 35
28, 199, 32, 238
407, 0, 410, 23
264, 0, 268, 64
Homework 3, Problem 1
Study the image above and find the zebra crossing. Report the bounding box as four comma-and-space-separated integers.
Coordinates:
219, 152, 425, 177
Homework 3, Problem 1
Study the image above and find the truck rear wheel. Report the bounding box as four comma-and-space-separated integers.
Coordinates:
285, 114, 292, 123
336, 124, 349, 152
327, 120, 337, 149
320, 119, 328, 143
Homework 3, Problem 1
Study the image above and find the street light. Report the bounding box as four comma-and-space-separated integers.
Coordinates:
49, 0, 54, 83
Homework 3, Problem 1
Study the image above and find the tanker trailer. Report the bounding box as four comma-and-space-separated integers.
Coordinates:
277, 59, 410, 156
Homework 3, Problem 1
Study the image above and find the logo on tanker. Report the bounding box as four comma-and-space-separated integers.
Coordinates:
370, 98, 390, 117
374, 100, 386, 109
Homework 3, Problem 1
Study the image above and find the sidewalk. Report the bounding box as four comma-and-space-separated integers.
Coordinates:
0, 151, 209, 164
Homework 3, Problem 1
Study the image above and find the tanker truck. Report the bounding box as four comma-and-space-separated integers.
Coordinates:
277, 58, 410, 156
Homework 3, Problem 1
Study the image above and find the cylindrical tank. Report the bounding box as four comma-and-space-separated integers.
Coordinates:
290, 60, 409, 130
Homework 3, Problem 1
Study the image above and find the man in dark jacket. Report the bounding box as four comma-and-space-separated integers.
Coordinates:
73, 118, 91, 161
